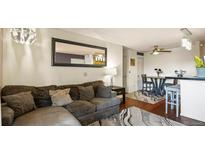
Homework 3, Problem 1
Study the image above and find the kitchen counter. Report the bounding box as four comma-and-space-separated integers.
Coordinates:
167, 77, 205, 122
165, 76, 205, 81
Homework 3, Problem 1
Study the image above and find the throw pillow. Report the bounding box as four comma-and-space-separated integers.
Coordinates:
2, 91, 36, 118
78, 86, 95, 101
49, 88, 73, 107
96, 85, 112, 98
34, 97, 52, 108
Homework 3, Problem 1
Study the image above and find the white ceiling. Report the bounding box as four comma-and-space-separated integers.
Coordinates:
63, 28, 205, 51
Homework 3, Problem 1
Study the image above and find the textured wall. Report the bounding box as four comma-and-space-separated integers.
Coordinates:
0, 28, 2, 125
0, 29, 2, 88
144, 44, 200, 77
3, 29, 123, 86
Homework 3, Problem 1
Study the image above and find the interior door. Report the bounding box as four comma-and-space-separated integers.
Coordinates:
123, 48, 139, 93
137, 56, 144, 90
128, 63, 138, 92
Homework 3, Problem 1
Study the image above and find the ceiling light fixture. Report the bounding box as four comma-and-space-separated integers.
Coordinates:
152, 51, 159, 55
181, 28, 192, 36
10, 28, 37, 44
180, 28, 192, 51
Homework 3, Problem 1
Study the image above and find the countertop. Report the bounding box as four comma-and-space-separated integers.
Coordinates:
165, 76, 205, 81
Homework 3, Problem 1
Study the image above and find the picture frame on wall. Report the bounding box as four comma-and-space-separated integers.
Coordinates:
130, 58, 135, 66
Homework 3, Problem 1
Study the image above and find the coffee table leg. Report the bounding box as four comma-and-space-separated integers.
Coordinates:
123, 94, 125, 104
123, 89, 125, 104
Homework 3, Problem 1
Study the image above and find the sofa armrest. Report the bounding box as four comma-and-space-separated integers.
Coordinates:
111, 91, 117, 98
1, 106, 14, 126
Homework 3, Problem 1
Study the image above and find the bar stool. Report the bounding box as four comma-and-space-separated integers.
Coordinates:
165, 85, 180, 117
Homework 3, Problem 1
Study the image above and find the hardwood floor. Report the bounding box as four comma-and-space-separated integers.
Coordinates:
120, 97, 205, 126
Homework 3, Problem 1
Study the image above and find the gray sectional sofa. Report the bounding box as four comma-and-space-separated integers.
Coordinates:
1, 80, 121, 126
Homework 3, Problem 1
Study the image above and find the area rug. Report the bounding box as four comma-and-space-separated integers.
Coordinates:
126, 91, 164, 104
89, 106, 185, 126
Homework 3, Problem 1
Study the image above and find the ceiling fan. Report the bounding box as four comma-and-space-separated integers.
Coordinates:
150, 45, 172, 55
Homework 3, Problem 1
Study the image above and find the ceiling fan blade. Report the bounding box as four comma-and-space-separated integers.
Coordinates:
158, 50, 172, 52
158, 48, 165, 51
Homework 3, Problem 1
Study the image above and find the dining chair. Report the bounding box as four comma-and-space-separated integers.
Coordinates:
141, 74, 153, 93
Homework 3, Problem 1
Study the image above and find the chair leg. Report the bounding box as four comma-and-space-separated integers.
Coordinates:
149, 83, 151, 91
142, 83, 145, 93
176, 92, 179, 117
171, 92, 174, 110
165, 90, 168, 114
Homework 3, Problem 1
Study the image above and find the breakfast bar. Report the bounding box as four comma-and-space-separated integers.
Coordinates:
166, 76, 205, 122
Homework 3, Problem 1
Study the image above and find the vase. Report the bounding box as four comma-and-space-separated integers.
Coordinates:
196, 68, 205, 77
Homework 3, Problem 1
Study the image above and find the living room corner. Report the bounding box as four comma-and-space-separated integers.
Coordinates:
1, 1, 205, 154
0, 29, 3, 125
2, 28, 205, 126
1, 28, 126, 126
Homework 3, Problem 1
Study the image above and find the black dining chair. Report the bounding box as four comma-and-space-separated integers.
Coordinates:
141, 74, 153, 93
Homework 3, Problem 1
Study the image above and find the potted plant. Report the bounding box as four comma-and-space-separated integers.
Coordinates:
194, 56, 205, 77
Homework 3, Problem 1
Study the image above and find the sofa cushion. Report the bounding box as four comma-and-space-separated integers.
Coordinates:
96, 85, 112, 98
81, 80, 104, 94
34, 85, 57, 97
90, 97, 121, 111
57, 85, 80, 100
1, 85, 36, 97
34, 97, 52, 108
13, 107, 81, 126
49, 88, 73, 106
1, 106, 15, 126
1, 85, 57, 108
64, 100, 96, 117
2, 91, 36, 118
33, 85, 57, 107
78, 86, 95, 101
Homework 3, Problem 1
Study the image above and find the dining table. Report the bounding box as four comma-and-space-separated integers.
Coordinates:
146, 76, 166, 96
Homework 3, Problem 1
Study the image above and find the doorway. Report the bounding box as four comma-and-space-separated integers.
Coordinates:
137, 55, 144, 90
123, 47, 140, 93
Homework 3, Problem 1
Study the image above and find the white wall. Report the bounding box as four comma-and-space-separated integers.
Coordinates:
0, 29, 3, 125
3, 29, 123, 86
144, 43, 200, 77
0, 29, 2, 88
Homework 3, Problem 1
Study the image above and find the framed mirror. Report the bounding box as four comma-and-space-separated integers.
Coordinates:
52, 38, 107, 67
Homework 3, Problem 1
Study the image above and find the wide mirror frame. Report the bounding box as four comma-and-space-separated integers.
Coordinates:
52, 38, 107, 67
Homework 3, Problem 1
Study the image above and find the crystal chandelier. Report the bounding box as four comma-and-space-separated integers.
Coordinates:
10, 28, 37, 44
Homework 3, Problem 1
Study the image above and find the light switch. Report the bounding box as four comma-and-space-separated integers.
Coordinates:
84, 72, 87, 77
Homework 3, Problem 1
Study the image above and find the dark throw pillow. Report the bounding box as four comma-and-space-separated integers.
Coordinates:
78, 86, 95, 101
2, 91, 36, 118
96, 85, 112, 98
34, 97, 52, 108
